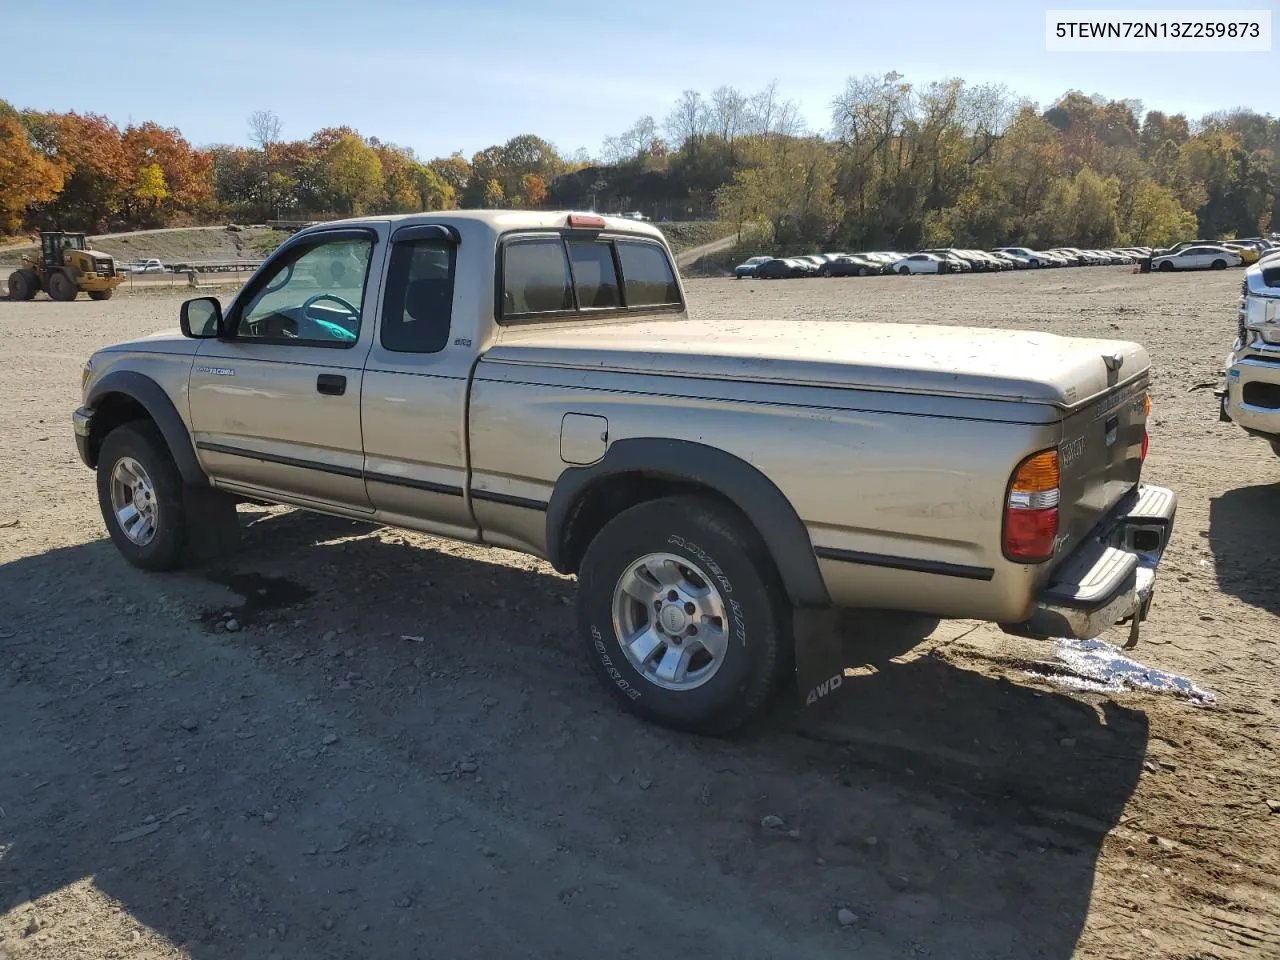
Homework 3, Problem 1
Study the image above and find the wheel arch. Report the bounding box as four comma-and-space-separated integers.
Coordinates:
85, 370, 208, 486
546, 438, 829, 608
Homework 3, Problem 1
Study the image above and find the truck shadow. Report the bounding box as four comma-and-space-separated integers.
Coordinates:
1208, 481, 1280, 617
0, 509, 1147, 959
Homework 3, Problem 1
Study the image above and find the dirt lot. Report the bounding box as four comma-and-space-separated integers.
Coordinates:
1, 269, 1277, 959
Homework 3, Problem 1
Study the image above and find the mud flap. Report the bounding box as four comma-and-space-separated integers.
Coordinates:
184, 487, 241, 564
793, 607, 845, 714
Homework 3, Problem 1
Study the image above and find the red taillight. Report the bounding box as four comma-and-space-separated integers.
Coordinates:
568, 213, 606, 229
1142, 430, 1150, 462
1004, 449, 1060, 563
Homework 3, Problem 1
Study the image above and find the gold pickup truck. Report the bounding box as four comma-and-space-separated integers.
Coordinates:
73, 211, 1176, 733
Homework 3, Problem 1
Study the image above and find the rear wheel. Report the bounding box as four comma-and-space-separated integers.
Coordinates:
96, 422, 192, 571
577, 495, 790, 735
1211, 259, 1227, 270
88, 289, 113, 301
7, 269, 36, 300
47, 269, 78, 301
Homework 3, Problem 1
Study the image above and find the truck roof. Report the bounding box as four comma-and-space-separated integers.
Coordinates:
299, 209, 667, 243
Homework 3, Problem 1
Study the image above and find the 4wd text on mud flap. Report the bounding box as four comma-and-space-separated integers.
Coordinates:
805, 673, 843, 705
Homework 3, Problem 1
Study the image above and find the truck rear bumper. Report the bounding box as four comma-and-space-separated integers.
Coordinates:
1004, 484, 1176, 643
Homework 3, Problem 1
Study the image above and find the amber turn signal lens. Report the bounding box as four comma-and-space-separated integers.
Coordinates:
1010, 450, 1060, 494
1143, 392, 1151, 417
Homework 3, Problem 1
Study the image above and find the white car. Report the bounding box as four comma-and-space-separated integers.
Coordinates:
893, 253, 946, 275
124, 258, 166, 274
1151, 246, 1242, 272
996, 246, 1051, 267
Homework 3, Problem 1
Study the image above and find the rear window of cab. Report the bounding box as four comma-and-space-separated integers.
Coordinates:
500, 234, 681, 322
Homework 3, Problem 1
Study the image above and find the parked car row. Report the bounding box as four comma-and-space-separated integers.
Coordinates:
736, 238, 1274, 280
735, 245, 1157, 279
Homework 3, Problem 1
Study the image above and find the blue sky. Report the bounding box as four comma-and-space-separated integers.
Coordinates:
2, 0, 1275, 158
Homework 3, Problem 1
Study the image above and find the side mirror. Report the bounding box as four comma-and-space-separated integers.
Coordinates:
180, 297, 224, 339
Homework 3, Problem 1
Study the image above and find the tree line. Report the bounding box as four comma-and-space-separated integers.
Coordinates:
2, 75, 1277, 249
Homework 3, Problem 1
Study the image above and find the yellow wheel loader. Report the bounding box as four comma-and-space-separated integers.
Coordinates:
7, 232, 125, 302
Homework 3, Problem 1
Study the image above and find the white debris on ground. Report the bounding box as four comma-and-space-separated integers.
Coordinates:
1027, 637, 1216, 703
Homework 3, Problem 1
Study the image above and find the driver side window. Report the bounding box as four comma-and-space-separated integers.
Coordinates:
235, 237, 373, 346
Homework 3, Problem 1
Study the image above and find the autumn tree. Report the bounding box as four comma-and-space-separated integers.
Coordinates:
428, 153, 471, 198
121, 122, 212, 222
14, 111, 126, 229
0, 105, 66, 233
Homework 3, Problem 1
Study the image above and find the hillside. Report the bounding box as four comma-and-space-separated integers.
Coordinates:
2, 220, 731, 273
0, 226, 282, 270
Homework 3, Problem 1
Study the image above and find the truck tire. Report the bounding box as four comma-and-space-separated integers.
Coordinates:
88, 289, 114, 301
7, 269, 36, 300
96, 421, 192, 571
47, 269, 78, 301
576, 494, 789, 735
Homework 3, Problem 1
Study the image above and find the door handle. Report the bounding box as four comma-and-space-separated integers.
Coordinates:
316, 374, 347, 396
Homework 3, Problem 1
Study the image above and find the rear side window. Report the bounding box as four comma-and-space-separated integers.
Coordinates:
381, 239, 455, 354
617, 241, 680, 306
503, 239, 573, 315
567, 240, 620, 309
500, 233, 683, 323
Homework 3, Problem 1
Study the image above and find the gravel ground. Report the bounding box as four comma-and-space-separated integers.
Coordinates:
0, 268, 1277, 959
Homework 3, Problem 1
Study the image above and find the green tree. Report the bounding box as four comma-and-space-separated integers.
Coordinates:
482, 178, 505, 208
320, 133, 384, 215
1121, 179, 1197, 245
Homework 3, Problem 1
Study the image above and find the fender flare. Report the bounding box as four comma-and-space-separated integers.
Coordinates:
87, 370, 208, 486
546, 438, 830, 608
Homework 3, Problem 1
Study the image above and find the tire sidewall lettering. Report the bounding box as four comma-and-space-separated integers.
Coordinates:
667, 534, 747, 649
590, 623, 642, 700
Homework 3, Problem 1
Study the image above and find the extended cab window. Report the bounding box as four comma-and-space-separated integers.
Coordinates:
235, 237, 373, 346
503, 238, 573, 315
381, 239, 455, 354
500, 233, 682, 323
617, 241, 680, 306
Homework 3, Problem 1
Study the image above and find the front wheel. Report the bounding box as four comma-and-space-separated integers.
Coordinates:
1158, 261, 1174, 272
96, 422, 192, 571
576, 495, 789, 735
897, 265, 910, 275
47, 269, 78, 301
